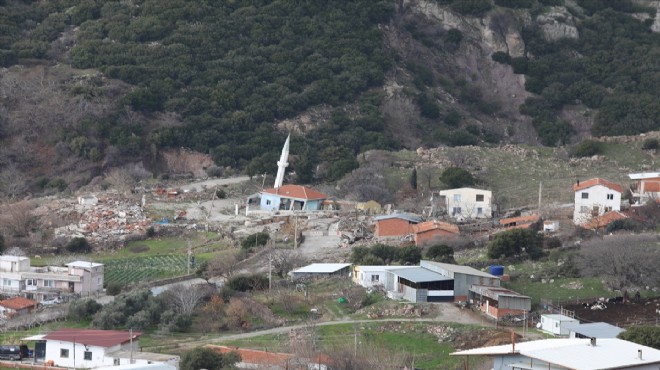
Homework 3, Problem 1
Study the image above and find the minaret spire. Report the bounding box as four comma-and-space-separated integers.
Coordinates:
274, 134, 290, 189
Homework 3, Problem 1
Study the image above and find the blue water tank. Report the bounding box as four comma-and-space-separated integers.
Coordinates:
489, 265, 505, 276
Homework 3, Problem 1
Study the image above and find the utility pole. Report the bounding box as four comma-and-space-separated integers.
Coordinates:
130, 328, 134, 364
268, 241, 272, 292
538, 181, 543, 216
187, 245, 192, 275
293, 214, 298, 249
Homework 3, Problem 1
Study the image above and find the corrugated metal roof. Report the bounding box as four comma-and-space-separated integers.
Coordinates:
470, 285, 530, 300
629, 172, 660, 180
373, 213, 422, 223
563, 322, 625, 338
421, 260, 496, 278
66, 261, 103, 268
292, 263, 351, 274
355, 265, 410, 272
452, 338, 660, 369
389, 267, 452, 283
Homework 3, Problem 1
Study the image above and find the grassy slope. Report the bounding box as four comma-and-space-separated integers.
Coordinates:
390, 139, 656, 209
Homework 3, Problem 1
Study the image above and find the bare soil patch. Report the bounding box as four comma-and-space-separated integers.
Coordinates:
563, 297, 660, 327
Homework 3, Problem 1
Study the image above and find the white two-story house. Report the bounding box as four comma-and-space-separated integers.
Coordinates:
438, 187, 493, 221
0, 256, 103, 303
572, 178, 623, 225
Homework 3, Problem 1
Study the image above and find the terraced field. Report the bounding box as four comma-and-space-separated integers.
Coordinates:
104, 255, 189, 285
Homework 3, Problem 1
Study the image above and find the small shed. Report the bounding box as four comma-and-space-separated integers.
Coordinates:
565, 322, 625, 339
290, 263, 352, 281
412, 220, 459, 246
0, 297, 37, 318
77, 195, 99, 206
373, 213, 422, 239
385, 267, 454, 303
469, 285, 531, 319
539, 314, 579, 336
543, 220, 559, 232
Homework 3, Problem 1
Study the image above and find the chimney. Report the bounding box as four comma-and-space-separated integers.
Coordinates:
638, 349, 643, 360
576, 179, 580, 186
590, 337, 597, 346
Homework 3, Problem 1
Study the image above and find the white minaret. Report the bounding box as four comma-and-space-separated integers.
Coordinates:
274, 134, 290, 189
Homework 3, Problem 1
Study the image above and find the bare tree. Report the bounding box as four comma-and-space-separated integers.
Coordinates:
0, 164, 27, 199
225, 297, 248, 329
162, 283, 214, 316
0, 200, 35, 237
104, 168, 135, 194
337, 164, 394, 204
579, 234, 659, 290
205, 251, 241, 279
271, 249, 306, 278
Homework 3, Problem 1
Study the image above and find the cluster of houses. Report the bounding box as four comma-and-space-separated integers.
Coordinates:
291, 260, 532, 320
0, 256, 104, 317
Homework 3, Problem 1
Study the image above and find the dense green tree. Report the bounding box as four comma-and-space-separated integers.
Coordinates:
240, 232, 269, 250
398, 246, 422, 265
440, 167, 475, 188
618, 326, 660, 350
487, 228, 543, 260
180, 347, 240, 370
426, 244, 456, 263
410, 168, 418, 190
66, 237, 92, 253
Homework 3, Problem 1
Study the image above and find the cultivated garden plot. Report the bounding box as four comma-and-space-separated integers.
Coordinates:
104, 255, 189, 285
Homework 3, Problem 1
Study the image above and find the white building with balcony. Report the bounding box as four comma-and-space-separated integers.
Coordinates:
0, 256, 103, 303
438, 187, 493, 221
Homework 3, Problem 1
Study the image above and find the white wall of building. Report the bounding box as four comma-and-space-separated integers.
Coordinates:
540, 315, 579, 336
438, 188, 493, 221
45, 341, 144, 369
573, 184, 621, 225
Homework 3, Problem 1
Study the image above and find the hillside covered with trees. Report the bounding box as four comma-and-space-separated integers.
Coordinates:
0, 0, 659, 195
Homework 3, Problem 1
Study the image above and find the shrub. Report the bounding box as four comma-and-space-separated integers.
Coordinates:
544, 236, 562, 249
180, 347, 240, 370
606, 218, 643, 233
216, 189, 227, 199
240, 232, 269, 250
398, 245, 422, 265
641, 138, 659, 150
451, 0, 493, 16
491, 51, 511, 64
440, 167, 476, 188
487, 228, 544, 260
572, 140, 604, 157
106, 283, 123, 296
227, 274, 268, 292
618, 326, 660, 350
68, 299, 102, 321
426, 244, 455, 263
66, 237, 92, 253
145, 226, 156, 238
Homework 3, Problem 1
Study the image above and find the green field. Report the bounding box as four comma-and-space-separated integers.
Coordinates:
103, 255, 190, 285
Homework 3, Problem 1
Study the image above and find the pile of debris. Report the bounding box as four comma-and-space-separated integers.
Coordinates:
53, 192, 150, 244
426, 325, 458, 342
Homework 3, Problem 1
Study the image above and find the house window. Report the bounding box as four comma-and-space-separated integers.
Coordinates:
453, 194, 461, 202
3, 278, 10, 286
371, 275, 379, 282
476, 194, 484, 202
26, 279, 36, 287
604, 206, 612, 212
114, 359, 120, 366
581, 192, 589, 199
97, 277, 102, 286
44, 280, 54, 288
84, 351, 92, 361
60, 349, 69, 358
266, 200, 271, 205
477, 207, 483, 215
555, 322, 559, 327
607, 194, 614, 200
580, 206, 588, 213
452, 207, 461, 215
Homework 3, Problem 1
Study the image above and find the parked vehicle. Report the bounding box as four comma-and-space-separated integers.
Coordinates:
0, 345, 29, 360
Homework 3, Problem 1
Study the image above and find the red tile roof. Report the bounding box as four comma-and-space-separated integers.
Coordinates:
207, 345, 332, 367
262, 185, 329, 200
581, 211, 627, 230
0, 297, 36, 310
43, 329, 141, 348
413, 221, 460, 234
207, 345, 293, 367
573, 178, 623, 193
